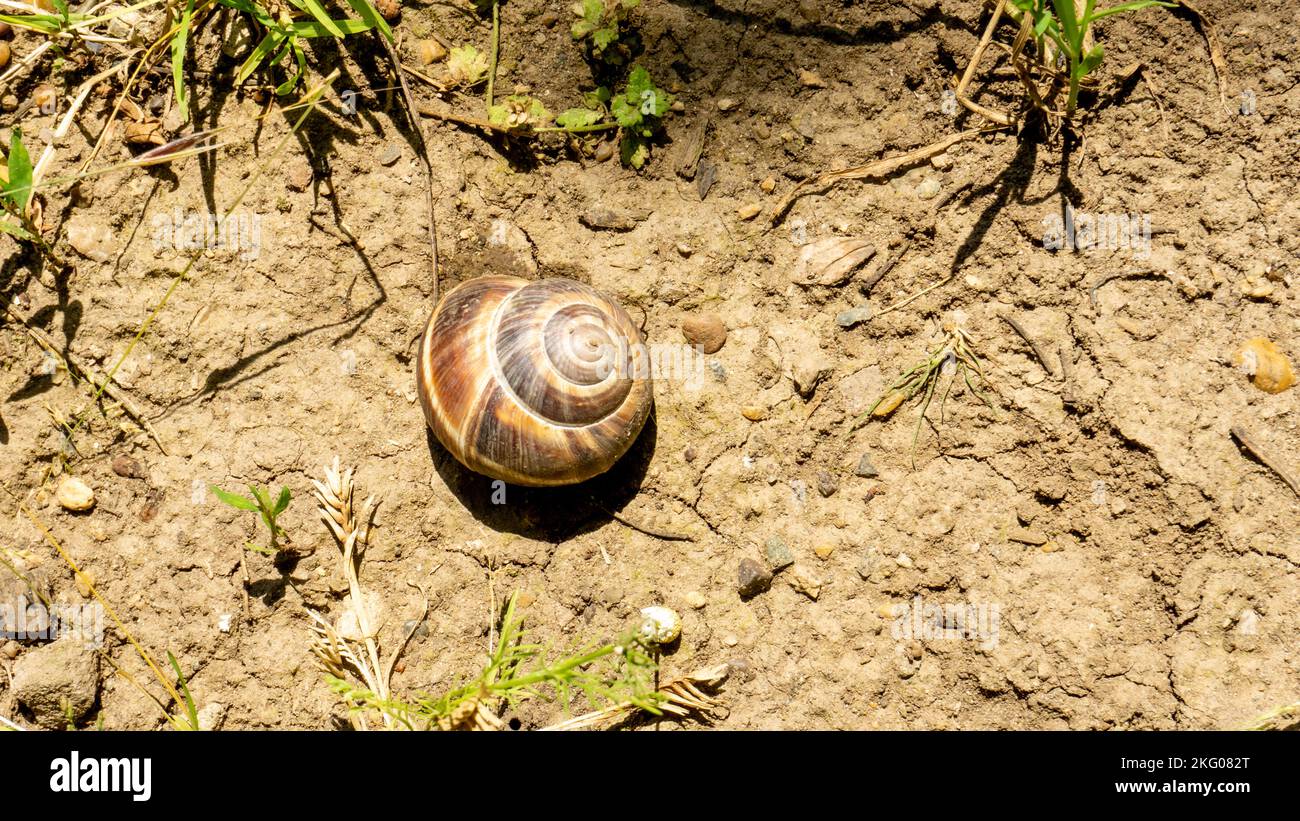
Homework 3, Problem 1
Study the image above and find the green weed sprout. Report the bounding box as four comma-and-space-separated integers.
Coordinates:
555, 66, 672, 167
211, 483, 292, 557
571, 0, 641, 67
0, 128, 37, 243
1009, 0, 1174, 116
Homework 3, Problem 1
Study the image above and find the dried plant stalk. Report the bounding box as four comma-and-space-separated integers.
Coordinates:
307, 457, 399, 729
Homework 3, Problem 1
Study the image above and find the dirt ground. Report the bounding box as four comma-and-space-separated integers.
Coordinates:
1, 0, 1297, 730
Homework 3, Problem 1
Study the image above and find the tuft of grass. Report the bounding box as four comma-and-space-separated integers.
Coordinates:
853, 317, 997, 468
329, 590, 664, 730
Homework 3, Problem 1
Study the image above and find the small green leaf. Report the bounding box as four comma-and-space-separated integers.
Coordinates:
446, 44, 489, 86
620, 132, 648, 168
274, 487, 291, 516
0, 219, 37, 241
244, 542, 277, 557
210, 484, 258, 511
556, 107, 602, 129
624, 65, 653, 100
5, 128, 32, 211
592, 26, 618, 52
611, 95, 641, 128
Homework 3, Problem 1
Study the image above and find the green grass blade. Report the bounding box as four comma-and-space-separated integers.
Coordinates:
210, 484, 258, 511
1085, 0, 1175, 24
291, 18, 376, 37
167, 651, 200, 730
289, 0, 346, 37
236, 30, 285, 85
171, 0, 195, 114
0, 219, 37, 241
341, 0, 392, 41
6, 128, 32, 211
1050, 0, 1080, 52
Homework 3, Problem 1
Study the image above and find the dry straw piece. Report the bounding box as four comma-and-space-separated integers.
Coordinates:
307, 457, 424, 730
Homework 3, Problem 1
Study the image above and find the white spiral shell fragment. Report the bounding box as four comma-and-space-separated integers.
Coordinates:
639, 606, 682, 645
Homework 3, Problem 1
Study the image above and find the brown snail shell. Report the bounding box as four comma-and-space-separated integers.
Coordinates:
417, 276, 653, 486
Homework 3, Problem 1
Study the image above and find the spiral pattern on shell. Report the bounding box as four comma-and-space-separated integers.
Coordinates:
417, 276, 654, 486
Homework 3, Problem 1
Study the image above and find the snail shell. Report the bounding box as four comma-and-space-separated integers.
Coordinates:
417, 276, 653, 486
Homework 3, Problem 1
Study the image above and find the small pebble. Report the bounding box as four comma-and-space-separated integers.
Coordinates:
639, 606, 682, 644
760, 176, 776, 193
737, 203, 762, 220
788, 565, 822, 599
683, 446, 697, 463
915, 178, 941, 200
836, 304, 873, 328
894, 553, 914, 568
765, 536, 795, 571
1040, 541, 1061, 554
2, 640, 20, 659
416, 39, 447, 65
580, 206, 648, 231
1035, 477, 1067, 503
675, 241, 694, 257
1008, 528, 1048, 546
741, 405, 769, 421
723, 634, 740, 647
74, 570, 94, 599
727, 657, 754, 681
681, 313, 727, 354
857, 554, 876, 580
896, 657, 917, 679
218, 614, 232, 633
378, 145, 402, 166
685, 591, 707, 609
111, 454, 145, 479
813, 543, 835, 560
57, 477, 95, 512
716, 97, 739, 112
799, 69, 826, 89
930, 152, 953, 170
855, 452, 880, 478
792, 356, 830, 398
737, 558, 773, 597
816, 470, 838, 497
